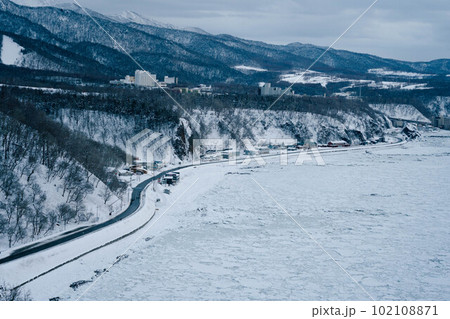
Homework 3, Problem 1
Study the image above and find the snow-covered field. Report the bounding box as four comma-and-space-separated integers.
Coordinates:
427, 96, 450, 117
234, 65, 268, 72
369, 104, 430, 123
6, 129, 450, 301
368, 68, 432, 79
367, 81, 430, 91
1, 35, 24, 65
280, 70, 363, 88
279, 70, 430, 91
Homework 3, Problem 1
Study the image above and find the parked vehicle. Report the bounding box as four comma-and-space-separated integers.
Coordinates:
117, 169, 133, 176
129, 165, 148, 175
327, 141, 350, 147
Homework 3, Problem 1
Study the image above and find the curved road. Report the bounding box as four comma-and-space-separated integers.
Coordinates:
0, 165, 191, 265
0, 139, 407, 265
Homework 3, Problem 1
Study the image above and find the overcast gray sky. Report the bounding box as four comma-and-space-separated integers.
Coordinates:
21, 0, 450, 61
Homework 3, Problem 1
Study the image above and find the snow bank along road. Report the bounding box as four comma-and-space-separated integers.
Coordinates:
0, 139, 407, 287
0, 166, 191, 265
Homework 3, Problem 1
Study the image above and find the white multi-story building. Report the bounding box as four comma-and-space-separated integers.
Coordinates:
135, 70, 158, 87
122, 75, 135, 84
258, 83, 294, 96
164, 76, 178, 85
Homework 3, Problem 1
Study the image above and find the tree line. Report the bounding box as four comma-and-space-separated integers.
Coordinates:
0, 90, 127, 247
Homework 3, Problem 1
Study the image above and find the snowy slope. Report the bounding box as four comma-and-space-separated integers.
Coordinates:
280, 70, 358, 88
55, 107, 390, 157
0, 161, 121, 251
109, 10, 210, 35
426, 96, 450, 117
234, 65, 268, 72
0, 35, 68, 71
368, 68, 432, 79
109, 10, 175, 29
54, 108, 182, 163
369, 104, 430, 123
0, 112, 123, 252
190, 108, 389, 145
3, 0, 449, 83
9, 0, 64, 7
1, 35, 23, 65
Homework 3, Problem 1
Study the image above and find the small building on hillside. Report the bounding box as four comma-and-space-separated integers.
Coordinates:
432, 116, 450, 130
152, 161, 163, 170
221, 149, 239, 159
164, 76, 178, 85
258, 83, 294, 96
160, 172, 180, 185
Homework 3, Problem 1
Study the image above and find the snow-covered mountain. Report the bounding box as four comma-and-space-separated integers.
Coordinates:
1, 0, 450, 84
109, 10, 210, 35
109, 10, 175, 29
9, 0, 63, 7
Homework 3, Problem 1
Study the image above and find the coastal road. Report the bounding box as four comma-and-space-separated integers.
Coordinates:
0, 138, 407, 265
0, 166, 190, 265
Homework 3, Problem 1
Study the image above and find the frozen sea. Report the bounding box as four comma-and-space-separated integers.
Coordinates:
27, 130, 450, 300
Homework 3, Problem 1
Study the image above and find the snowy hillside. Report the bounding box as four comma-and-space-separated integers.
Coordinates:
53, 106, 392, 160
9, 0, 64, 7
109, 10, 175, 29
0, 34, 23, 65
54, 108, 184, 163
369, 104, 430, 123
280, 70, 363, 88
0, 112, 123, 252
234, 65, 268, 73
191, 108, 390, 145
109, 10, 210, 35
368, 68, 432, 79
426, 96, 450, 117
2, 0, 450, 84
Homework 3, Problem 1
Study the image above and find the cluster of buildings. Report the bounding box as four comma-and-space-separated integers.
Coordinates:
160, 171, 180, 185
258, 83, 295, 97
110, 70, 214, 95
431, 116, 450, 130
110, 70, 178, 88
111, 73, 299, 98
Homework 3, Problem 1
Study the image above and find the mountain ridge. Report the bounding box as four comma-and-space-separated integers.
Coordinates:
1, 0, 449, 84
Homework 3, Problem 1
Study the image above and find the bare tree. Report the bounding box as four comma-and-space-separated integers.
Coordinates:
0, 282, 32, 301
57, 204, 77, 226
44, 210, 58, 235
100, 184, 113, 205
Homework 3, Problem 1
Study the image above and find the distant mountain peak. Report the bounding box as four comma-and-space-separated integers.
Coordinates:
1, 0, 449, 83
182, 26, 210, 35
10, 0, 66, 7
286, 42, 304, 47
109, 10, 210, 35
109, 10, 175, 29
